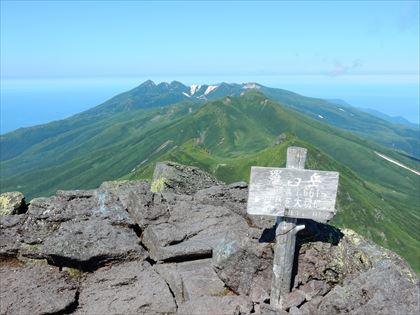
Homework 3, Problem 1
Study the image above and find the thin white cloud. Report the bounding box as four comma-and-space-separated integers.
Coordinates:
326, 59, 363, 77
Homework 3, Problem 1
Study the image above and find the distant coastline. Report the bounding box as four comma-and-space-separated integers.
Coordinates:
1, 74, 419, 134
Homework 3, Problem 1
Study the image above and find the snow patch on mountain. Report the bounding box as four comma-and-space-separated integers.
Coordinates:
204, 85, 218, 96
318, 115, 324, 119
242, 83, 260, 89
375, 151, 420, 175
190, 84, 201, 96
182, 92, 191, 98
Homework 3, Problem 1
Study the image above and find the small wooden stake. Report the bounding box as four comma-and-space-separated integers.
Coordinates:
270, 147, 307, 309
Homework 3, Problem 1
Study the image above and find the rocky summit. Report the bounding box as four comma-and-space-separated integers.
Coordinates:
0, 162, 418, 315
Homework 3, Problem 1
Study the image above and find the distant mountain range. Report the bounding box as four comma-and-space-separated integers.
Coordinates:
362, 108, 419, 128
0, 80, 419, 271
327, 98, 419, 128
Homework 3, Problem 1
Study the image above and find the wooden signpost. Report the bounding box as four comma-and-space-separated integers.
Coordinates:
247, 147, 339, 309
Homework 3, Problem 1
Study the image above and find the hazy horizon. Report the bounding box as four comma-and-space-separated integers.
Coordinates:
1, 1, 419, 132
1, 74, 419, 134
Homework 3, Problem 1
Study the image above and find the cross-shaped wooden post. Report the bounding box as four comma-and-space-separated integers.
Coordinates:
247, 146, 339, 310
271, 147, 307, 309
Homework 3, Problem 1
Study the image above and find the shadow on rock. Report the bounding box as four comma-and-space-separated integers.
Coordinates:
258, 218, 343, 245
258, 218, 344, 292
292, 219, 344, 290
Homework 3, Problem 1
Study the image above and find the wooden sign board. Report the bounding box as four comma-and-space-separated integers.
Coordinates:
247, 166, 339, 222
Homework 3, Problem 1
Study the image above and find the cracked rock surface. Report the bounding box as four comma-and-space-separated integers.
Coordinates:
75, 260, 177, 314
0, 258, 78, 315
0, 162, 418, 315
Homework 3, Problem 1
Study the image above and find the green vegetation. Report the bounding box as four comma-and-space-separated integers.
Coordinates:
62, 267, 84, 280
260, 86, 420, 159
124, 135, 419, 271
1, 85, 418, 271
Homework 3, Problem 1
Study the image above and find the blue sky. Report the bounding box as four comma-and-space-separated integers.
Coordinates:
1, 0, 419, 78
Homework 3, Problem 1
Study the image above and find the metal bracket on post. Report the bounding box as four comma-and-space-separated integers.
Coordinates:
270, 147, 307, 309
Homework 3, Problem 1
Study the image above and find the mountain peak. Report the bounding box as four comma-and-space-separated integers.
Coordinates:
139, 80, 156, 87
242, 82, 261, 89
170, 80, 187, 89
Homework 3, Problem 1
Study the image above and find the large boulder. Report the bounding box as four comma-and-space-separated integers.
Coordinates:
194, 182, 249, 217
0, 162, 418, 315
177, 296, 253, 315
125, 183, 181, 229
213, 223, 419, 314
315, 229, 419, 315
151, 161, 221, 194
195, 182, 276, 230
318, 266, 418, 315
0, 259, 78, 315
14, 187, 146, 269
75, 260, 177, 314
41, 218, 147, 270
0, 192, 27, 215
141, 201, 250, 262
155, 259, 226, 303
0, 215, 26, 257
212, 231, 273, 302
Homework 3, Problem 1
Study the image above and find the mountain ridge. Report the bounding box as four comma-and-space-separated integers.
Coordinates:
3, 80, 418, 160
1, 89, 418, 271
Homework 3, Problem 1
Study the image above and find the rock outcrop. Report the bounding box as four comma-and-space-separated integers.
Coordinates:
0, 258, 78, 314
0, 192, 27, 215
151, 161, 221, 194
0, 163, 418, 314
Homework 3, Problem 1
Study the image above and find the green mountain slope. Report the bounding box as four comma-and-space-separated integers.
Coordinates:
259, 86, 420, 158
123, 137, 419, 271
118, 92, 419, 270
2, 81, 418, 163
0, 101, 200, 197
1, 87, 418, 270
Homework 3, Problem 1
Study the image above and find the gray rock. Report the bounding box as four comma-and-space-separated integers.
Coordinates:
0, 192, 26, 215
318, 267, 419, 315
291, 228, 419, 314
0, 214, 25, 257
126, 187, 185, 229
281, 289, 306, 310
27, 192, 94, 222
298, 296, 323, 315
194, 183, 275, 231
142, 203, 249, 262
177, 296, 253, 315
315, 230, 419, 315
155, 259, 226, 303
293, 238, 370, 287
95, 181, 142, 226
289, 306, 302, 315
298, 280, 330, 300
255, 302, 289, 315
75, 260, 177, 314
20, 216, 61, 259
18, 186, 143, 268
152, 161, 221, 194
212, 231, 273, 302
0, 259, 78, 315
0, 162, 418, 315
194, 182, 248, 218
28, 188, 134, 226
42, 219, 147, 269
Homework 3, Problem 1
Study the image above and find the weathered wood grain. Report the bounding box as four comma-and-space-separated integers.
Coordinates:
286, 146, 307, 169
247, 146, 340, 310
247, 167, 339, 222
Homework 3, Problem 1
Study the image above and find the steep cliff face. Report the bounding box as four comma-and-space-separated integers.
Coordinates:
0, 162, 418, 314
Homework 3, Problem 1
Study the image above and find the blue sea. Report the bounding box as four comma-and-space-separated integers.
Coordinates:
1, 75, 419, 134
